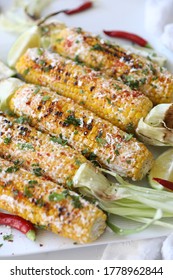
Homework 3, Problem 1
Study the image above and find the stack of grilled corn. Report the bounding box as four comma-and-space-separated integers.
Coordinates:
2, 23, 171, 243
42, 25, 173, 104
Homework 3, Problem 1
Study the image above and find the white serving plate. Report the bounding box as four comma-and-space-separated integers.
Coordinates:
0, 0, 173, 258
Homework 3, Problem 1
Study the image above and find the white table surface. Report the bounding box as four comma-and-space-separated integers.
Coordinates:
2, 244, 106, 260
0, 0, 173, 260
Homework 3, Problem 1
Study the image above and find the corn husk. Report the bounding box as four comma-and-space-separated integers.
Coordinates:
136, 104, 173, 146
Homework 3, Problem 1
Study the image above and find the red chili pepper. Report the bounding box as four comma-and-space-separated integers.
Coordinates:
103, 30, 152, 48
65, 1, 93, 15
38, 1, 93, 26
0, 212, 36, 241
153, 178, 173, 191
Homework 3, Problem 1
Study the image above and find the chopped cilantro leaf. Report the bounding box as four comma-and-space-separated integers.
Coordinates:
76, 27, 82, 33
3, 234, 13, 241
23, 68, 30, 76
42, 96, 50, 102
4, 137, 11, 144
49, 190, 68, 202
75, 159, 82, 166
28, 180, 38, 185
95, 131, 107, 146
66, 179, 73, 188
71, 195, 82, 209
74, 55, 84, 65
33, 86, 41, 94
50, 134, 68, 146
15, 116, 29, 124
5, 165, 19, 173
124, 134, 133, 141
122, 75, 140, 90
56, 38, 63, 43
32, 167, 43, 177
17, 142, 35, 151
37, 48, 44, 55
114, 84, 122, 90
91, 44, 104, 51
64, 115, 81, 127
24, 186, 33, 198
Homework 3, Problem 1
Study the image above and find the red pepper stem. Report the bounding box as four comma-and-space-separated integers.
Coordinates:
103, 30, 152, 49
26, 229, 36, 241
145, 42, 153, 49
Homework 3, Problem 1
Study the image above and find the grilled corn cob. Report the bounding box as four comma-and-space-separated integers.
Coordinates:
44, 25, 173, 104
15, 48, 153, 132
0, 79, 154, 180
0, 157, 106, 243
0, 112, 89, 187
